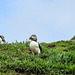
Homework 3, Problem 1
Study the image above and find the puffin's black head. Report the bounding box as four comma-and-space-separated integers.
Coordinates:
29, 34, 37, 41
0, 35, 6, 43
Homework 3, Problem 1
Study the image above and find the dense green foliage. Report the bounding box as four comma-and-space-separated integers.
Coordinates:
0, 40, 75, 75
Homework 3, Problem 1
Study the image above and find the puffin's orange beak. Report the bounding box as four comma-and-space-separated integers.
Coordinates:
3, 40, 6, 43
29, 37, 32, 40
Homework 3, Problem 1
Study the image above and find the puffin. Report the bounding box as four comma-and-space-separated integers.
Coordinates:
29, 34, 42, 55
0, 35, 6, 43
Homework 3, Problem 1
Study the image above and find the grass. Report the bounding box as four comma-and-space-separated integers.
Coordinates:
0, 40, 75, 75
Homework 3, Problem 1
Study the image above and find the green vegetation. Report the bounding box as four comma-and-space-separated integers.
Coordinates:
0, 40, 75, 75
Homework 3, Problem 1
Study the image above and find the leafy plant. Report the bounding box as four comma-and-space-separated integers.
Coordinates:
0, 40, 75, 75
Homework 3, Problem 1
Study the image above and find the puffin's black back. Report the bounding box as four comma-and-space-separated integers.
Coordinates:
39, 44, 42, 53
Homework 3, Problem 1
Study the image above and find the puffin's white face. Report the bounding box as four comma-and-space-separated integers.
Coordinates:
29, 35, 37, 41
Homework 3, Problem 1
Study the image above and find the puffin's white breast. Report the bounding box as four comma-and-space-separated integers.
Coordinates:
0, 38, 2, 43
29, 41, 41, 55
29, 41, 39, 50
